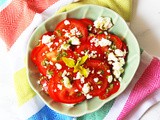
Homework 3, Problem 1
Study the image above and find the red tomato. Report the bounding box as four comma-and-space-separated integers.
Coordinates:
74, 43, 104, 60
48, 70, 85, 104
35, 45, 56, 76
84, 60, 110, 96
99, 81, 120, 99
108, 33, 123, 49
30, 44, 44, 65
55, 18, 88, 42
80, 18, 94, 31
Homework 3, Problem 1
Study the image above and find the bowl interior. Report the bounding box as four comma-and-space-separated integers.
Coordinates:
26, 4, 140, 117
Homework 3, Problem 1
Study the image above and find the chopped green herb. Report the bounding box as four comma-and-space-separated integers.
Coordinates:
56, 30, 62, 36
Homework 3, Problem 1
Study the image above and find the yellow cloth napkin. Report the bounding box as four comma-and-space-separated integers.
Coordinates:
56, 0, 132, 22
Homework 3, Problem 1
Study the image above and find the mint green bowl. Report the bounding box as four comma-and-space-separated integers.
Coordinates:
26, 4, 140, 117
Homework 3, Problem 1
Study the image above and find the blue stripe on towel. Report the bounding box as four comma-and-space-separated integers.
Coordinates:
28, 105, 73, 120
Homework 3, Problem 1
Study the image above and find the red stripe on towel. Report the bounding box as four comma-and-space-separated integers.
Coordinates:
0, 0, 58, 49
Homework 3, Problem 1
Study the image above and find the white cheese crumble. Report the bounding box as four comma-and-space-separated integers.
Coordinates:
69, 36, 81, 45
108, 52, 118, 62
55, 63, 62, 70
94, 16, 113, 30
70, 27, 81, 36
115, 49, 124, 57
93, 77, 99, 82
80, 77, 85, 84
57, 84, 62, 90
41, 35, 55, 48
99, 38, 112, 47
74, 72, 83, 80
64, 20, 70, 25
63, 76, 72, 88
108, 51, 125, 79
82, 83, 90, 94
90, 37, 112, 47
62, 70, 68, 77
108, 75, 113, 83
42, 35, 51, 44
86, 94, 92, 99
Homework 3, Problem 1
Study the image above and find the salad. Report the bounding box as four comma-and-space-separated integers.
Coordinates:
30, 16, 128, 104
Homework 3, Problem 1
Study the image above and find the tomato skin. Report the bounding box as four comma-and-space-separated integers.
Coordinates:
55, 18, 88, 42
30, 45, 43, 65
85, 60, 110, 96
99, 81, 120, 100
48, 70, 86, 104
108, 33, 123, 49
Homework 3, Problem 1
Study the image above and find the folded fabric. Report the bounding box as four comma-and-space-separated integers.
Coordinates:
1, 0, 160, 120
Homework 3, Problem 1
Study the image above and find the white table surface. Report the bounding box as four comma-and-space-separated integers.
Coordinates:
0, 0, 160, 119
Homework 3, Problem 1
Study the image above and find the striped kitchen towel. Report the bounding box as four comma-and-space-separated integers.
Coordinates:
0, 0, 160, 120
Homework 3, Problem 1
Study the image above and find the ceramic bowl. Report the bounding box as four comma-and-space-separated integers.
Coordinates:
26, 4, 140, 117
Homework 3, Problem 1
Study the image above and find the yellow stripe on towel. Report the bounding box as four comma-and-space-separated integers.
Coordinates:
14, 67, 36, 106
56, 0, 132, 22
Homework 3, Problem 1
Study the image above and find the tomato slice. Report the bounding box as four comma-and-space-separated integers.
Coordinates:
35, 45, 56, 76
55, 18, 88, 42
84, 60, 110, 97
48, 70, 85, 104
74, 42, 104, 60
80, 18, 94, 31
30, 44, 44, 65
108, 33, 123, 49
99, 81, 120, 99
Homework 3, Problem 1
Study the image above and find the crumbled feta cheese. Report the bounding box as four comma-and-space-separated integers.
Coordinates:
108, 52, 118, 62
80, 77, 85, 83
75, 72, 83, 80
49, 48, 53, 52
119, 77, 122, 81
90, 37, 111, 47
86, 94, 92, 99
115, 49, 124, 57
46, 74, 52, 79
89, 50, 98, 58
112, 62, 123, 71
55, 42, 59, 46
62, 70, 67, 77
99, 38, 112, 47
82, 83, 90, 94
119, 58, 125, 65
94, 16, 113, 30
64, 20, 70, 25
55, 63, 62, 70
70, 27, 81, 36
74, 89, 78, 92
63, 76, 72, 88
93, 77, 99, 82
49, 61, 53, 65
107, 70, 110, 73
70, 36, 81, 45
108, 75, 113, 83
42, 82, 47, 87
64, 32, 70, 38
57, 84, 62, 90
46, 42, 53, 48
42, 35, 51, 44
